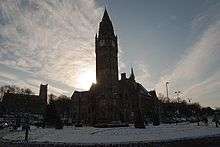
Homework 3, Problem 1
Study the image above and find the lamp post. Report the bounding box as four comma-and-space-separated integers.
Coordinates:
165, 82, 169, 99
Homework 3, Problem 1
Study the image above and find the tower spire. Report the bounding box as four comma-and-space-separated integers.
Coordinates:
129, 67, 135, 81
98, 8, 114, 37
102, 8, 110, 21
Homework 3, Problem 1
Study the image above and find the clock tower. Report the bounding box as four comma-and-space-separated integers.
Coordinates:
71, 8, 159, 125
95, 9, 118, 88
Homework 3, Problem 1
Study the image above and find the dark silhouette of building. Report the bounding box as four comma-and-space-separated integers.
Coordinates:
71, 9, 158, 125
39, 84, 48, 104
2, 84, 47, 114
96, 9, 119, 87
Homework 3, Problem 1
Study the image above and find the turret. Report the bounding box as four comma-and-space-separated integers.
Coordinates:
129, 68, 135, 81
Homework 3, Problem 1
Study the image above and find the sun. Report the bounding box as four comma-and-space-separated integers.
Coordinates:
77, 70, 96, 90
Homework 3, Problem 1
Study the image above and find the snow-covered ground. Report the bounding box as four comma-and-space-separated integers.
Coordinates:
3, 123, 220, 143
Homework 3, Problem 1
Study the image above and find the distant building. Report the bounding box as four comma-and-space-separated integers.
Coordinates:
2, 84, 47, 115
71, 10, 158, 125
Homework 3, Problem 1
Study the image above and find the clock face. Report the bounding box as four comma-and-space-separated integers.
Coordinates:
99, 40, 105, 46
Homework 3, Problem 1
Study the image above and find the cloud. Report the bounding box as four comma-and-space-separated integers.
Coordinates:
185, 71, 220, 97
0, 63, 71, 95
155, 16, 220, 107
0, 0, 102, 95
133, 62, 153, 89
191, 2, 220, 35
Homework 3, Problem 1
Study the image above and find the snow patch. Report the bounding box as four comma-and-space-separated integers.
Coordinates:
3, 123, 220, 143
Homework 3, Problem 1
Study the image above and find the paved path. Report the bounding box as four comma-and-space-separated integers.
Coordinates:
0, 136, 220, 147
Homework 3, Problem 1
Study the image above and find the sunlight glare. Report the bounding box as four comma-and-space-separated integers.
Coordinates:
77, 70, 96, 90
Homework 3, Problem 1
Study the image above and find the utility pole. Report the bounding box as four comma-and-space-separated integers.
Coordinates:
165, 82, 169, 99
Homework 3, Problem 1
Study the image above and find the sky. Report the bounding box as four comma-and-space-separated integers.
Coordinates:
0, 0, 219, 108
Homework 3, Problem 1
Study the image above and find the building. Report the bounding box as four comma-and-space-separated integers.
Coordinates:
71, 9, 158, 125
2, 84, 48, 115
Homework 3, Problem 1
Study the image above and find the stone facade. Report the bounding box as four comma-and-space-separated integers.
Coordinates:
71, 10, 158, 125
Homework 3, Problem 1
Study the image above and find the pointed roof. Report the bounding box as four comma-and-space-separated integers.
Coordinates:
129, 67, 135, 81
102, 8, 111, 21
131, 67, 134, 75
98, 8, 114, 37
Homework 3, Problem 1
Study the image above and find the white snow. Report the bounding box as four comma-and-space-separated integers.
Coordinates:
3, 123, 220, 143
